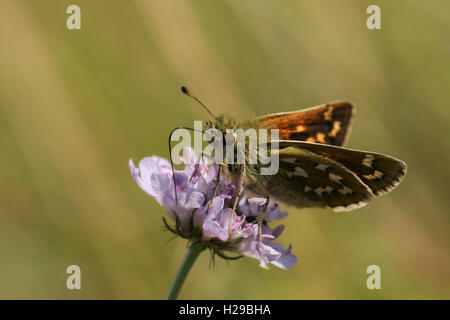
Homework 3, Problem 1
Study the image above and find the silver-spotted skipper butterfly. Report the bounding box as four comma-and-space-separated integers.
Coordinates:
179, 86, 407, 237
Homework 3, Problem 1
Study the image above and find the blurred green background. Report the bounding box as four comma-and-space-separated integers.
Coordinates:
0, 0, 449, 299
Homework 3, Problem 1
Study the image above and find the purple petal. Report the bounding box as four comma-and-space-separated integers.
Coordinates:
194, 197, 224, 229
129, 157, 172, 197
184, 190, 205, 209
267, 243, 298, 269
247, 198, 267, 205
256, 242, 283, 269
203, 221, 229, 241
271, 225, 285, 239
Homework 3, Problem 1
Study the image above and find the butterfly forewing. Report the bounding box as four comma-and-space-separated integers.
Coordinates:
277, 140, 407, 197
257, 102, 354, 146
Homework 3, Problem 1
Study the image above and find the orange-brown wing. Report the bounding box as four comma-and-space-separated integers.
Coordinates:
257, 102, 354, 146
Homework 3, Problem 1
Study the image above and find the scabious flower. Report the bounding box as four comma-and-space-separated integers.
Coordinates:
129, 147, 297, 269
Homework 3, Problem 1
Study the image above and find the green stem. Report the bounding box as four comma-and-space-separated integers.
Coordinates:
167, 241, 205, 300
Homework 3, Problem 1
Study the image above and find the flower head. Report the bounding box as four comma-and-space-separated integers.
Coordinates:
129, 147, 297, 269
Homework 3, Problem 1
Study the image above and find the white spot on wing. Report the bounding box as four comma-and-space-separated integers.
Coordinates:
334, 201, 367, 212
329, 173, 343, 183
314, 187, 325, 196
362, 154, 375, 168
286, 166, 309, 178
315, 163, 328, 171
281, 158, 298, 164
338, 185, 353, 195
315, 186, 333, 196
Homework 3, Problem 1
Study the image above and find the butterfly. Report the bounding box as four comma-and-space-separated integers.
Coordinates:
179, 87, 407, 236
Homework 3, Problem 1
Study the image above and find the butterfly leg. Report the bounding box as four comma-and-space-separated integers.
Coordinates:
257, 196, 270, 242
228, 163, 246, 238
206, 163, 226, 215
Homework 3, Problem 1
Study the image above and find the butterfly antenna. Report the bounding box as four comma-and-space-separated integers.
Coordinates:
168, 126, 206, 205
181, 86, 216, 119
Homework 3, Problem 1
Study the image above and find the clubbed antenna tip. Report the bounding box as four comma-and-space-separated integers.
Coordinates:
180, 85, 216, 119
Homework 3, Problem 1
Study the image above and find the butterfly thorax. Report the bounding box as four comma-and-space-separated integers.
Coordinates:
203, 115, 264, 186
205, 114, 261, 132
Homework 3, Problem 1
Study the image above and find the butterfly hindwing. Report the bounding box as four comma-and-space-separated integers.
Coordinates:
253, 146, 375, 212
257, 102, 354, 146
277, 140, 407, 197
